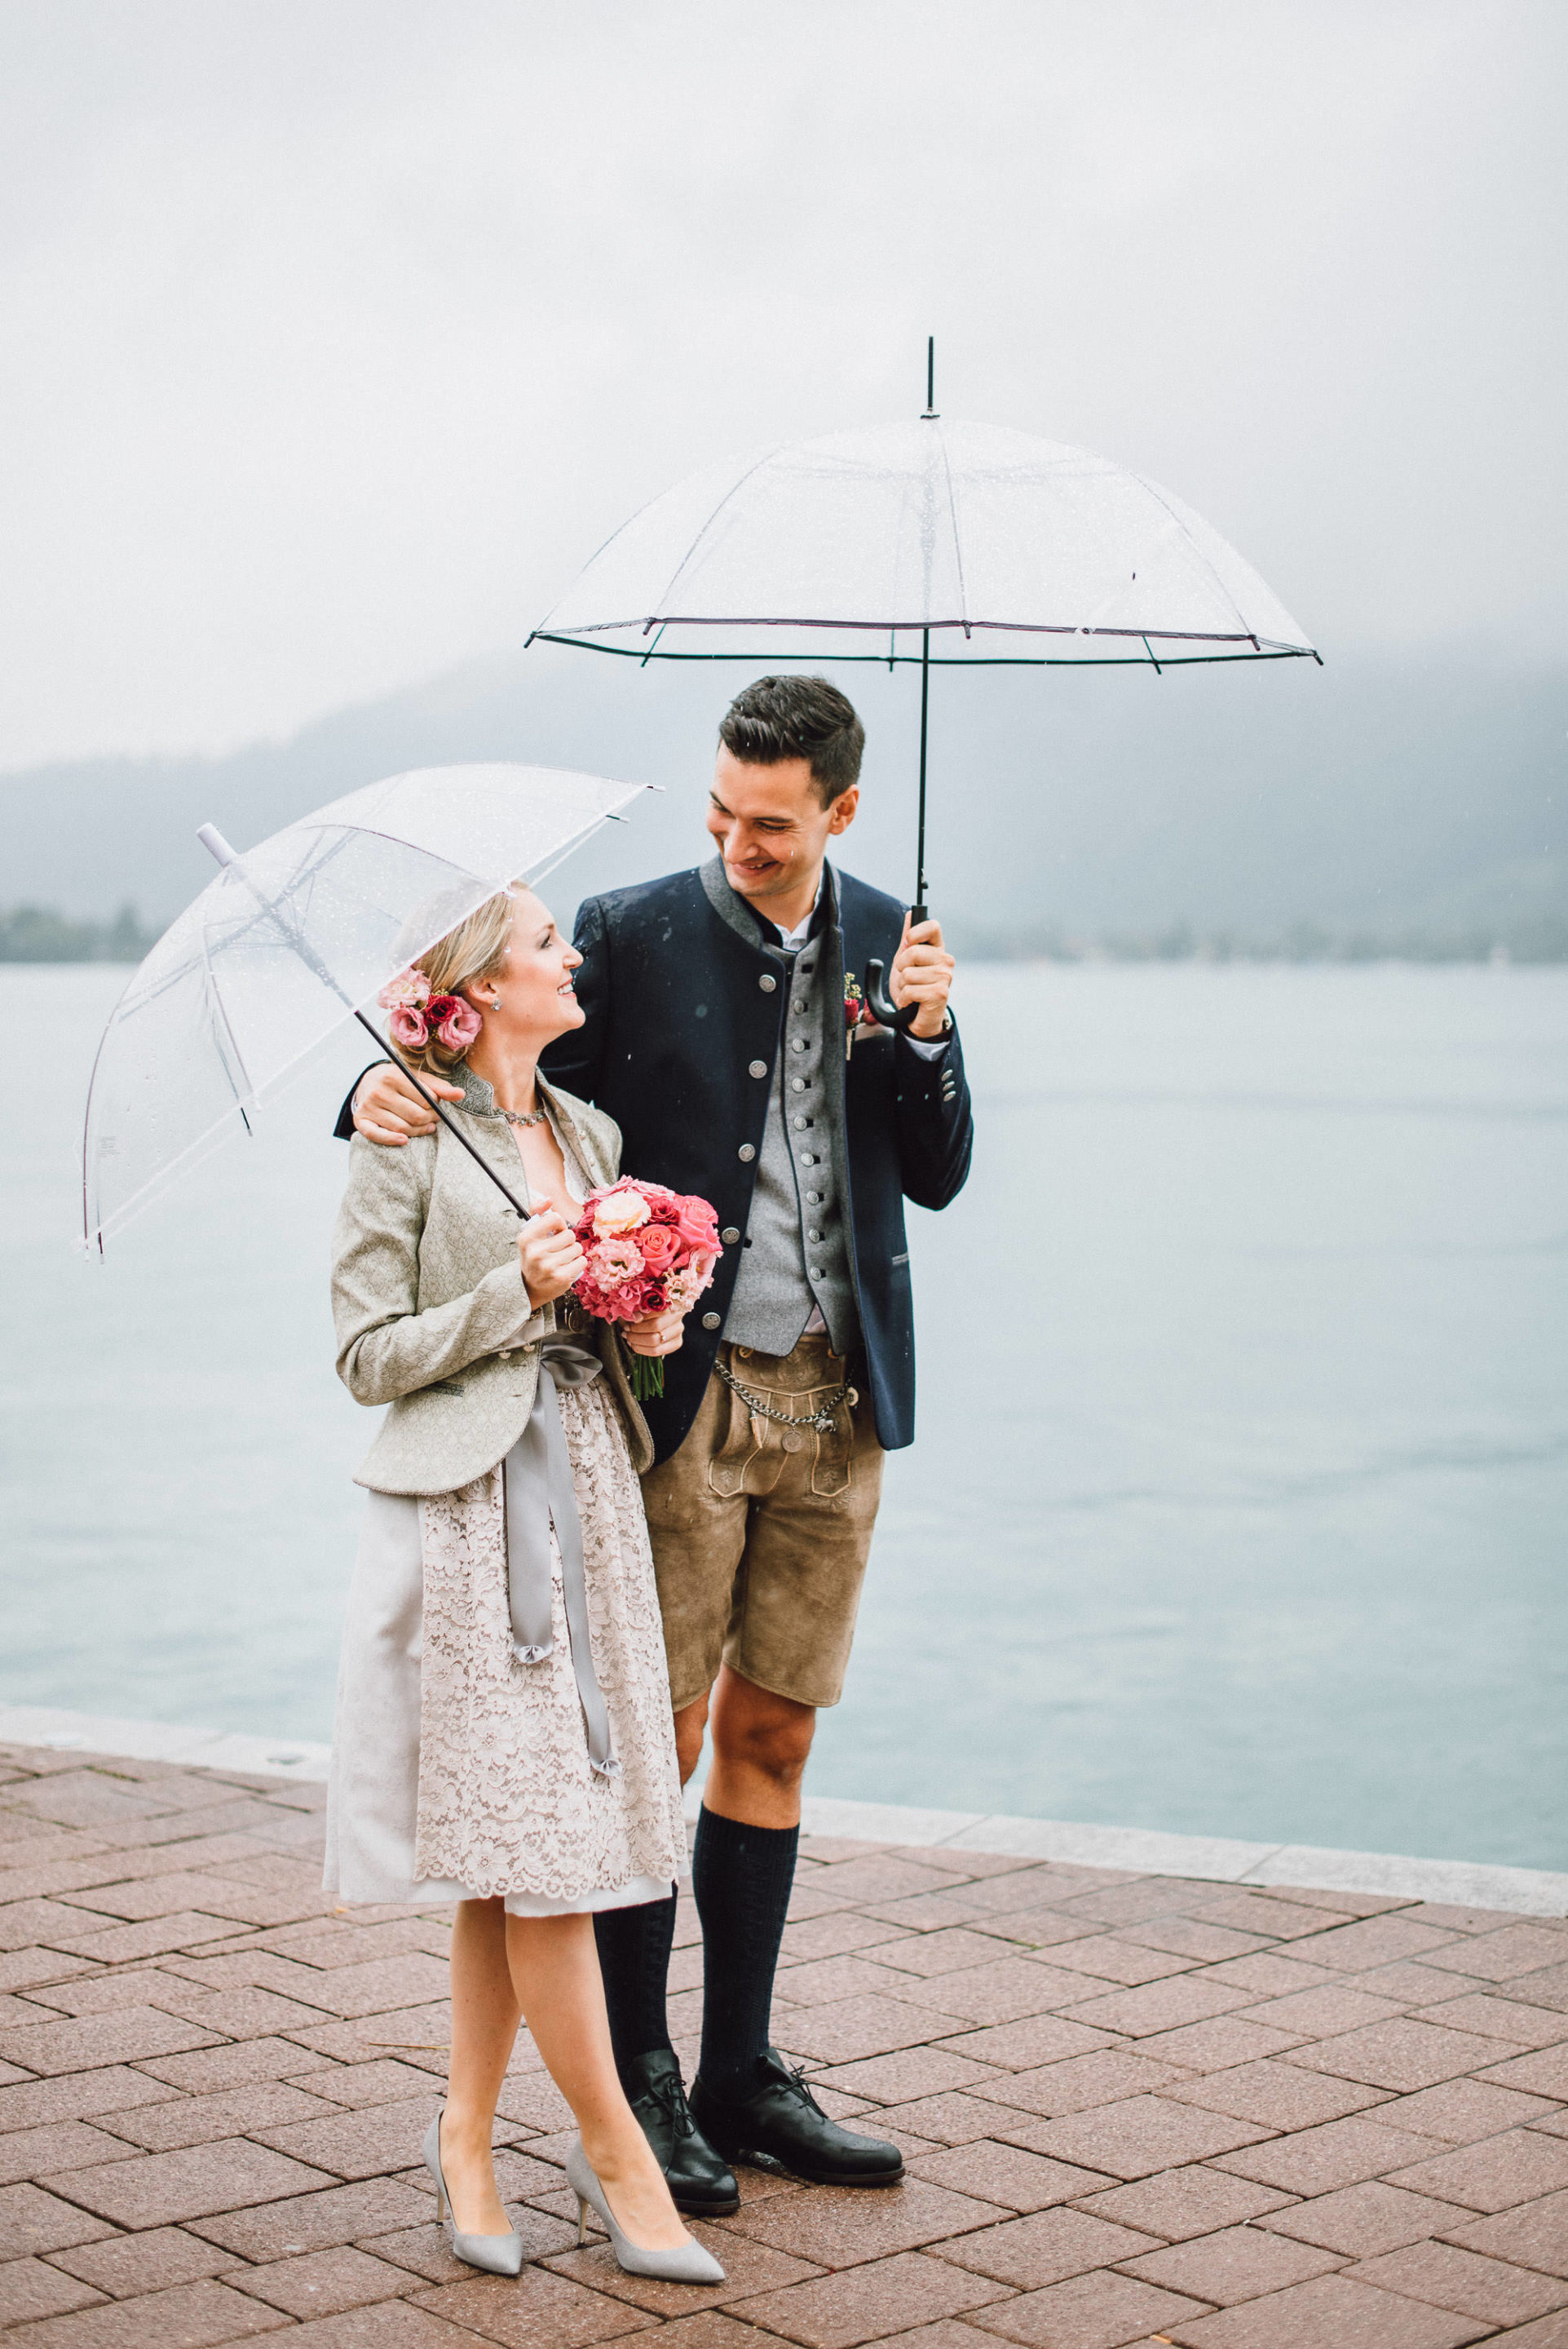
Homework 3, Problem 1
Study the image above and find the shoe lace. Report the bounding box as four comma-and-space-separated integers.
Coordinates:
647, 2069, 697, 2140
780, 2057, 828, 2118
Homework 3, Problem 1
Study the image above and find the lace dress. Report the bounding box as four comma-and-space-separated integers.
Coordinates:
323, 1121, 685, 1915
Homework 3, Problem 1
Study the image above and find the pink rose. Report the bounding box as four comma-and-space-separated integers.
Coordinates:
387, 1003, 429, 1049
593, 1185, 653, 1236
635, 1223, 680, 1273
587, 1236, 645, 1290
673, 1193, 721, 1253
435, 998, 482, 1051
378, 965, 431, 1010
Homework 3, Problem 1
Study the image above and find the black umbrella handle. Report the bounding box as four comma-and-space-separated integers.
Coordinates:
864, 903, 936, 1031
863, 956, 920, 1033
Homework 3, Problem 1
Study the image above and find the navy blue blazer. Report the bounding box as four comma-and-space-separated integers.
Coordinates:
539, 860, 973, 1462
337, 859, 974, 1462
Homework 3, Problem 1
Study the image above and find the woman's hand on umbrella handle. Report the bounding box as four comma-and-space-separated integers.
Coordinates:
624, 1305, 686, 1358
519, 1209, 585, 1308
353, 1061, 463, 1144
889, 914, 956, 1040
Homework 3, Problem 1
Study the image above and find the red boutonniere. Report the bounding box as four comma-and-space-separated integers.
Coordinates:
844, 976, 864, 1060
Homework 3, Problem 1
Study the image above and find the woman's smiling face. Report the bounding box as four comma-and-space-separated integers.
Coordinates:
466, 889, 584, 1047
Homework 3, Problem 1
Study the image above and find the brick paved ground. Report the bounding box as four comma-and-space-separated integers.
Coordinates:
2, 1743, 1566, 2347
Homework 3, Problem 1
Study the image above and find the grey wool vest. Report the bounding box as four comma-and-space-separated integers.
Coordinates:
708, 870, 859, 1360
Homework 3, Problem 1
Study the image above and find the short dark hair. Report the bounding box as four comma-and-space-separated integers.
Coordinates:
718, 675, 864, 807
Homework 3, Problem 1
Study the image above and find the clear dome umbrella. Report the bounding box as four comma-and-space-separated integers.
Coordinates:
530, 342, 1319, 1023
82, 761, 653, 1252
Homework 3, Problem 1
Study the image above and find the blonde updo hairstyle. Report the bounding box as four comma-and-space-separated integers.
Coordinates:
396, 886, 515, 1076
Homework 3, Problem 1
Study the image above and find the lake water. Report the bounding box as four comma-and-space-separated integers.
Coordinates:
3, 962, 1565, 1869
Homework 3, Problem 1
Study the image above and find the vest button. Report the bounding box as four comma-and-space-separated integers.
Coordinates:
737, 1143, 756, 1161
749, 1059, 767, 1078
702, 1312, 721, 1331
758, 973, 777, 992
721, 1227, 741, 1245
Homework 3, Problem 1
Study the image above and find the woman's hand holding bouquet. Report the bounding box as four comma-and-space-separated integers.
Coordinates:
569, 1180, 722, 1399
516, 1209, 586, 1310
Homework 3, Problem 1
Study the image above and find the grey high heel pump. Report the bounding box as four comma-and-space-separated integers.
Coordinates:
422, 2112, 524, 2277
566, 2138, 725, 2284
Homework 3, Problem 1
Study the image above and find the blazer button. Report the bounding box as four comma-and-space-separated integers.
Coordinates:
749, 1059, 767, 1078
738, 1143, 756, 1161
758, 972, 777, 992
721, 1226, 741, 1245
702, 1311, 721, 1330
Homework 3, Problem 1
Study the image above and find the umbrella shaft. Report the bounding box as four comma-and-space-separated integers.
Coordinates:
351, 1010, 531, 1219
916, 626, 930, 916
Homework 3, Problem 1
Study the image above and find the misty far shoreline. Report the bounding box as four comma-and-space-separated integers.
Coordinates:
3, 639, 1561, 963
7, 899, 1565, 967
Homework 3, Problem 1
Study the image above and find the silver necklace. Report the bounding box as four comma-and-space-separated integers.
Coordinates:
497, 1104, 547, 1128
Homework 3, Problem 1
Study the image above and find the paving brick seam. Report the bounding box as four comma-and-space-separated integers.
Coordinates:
0, 1746, 1563, 2346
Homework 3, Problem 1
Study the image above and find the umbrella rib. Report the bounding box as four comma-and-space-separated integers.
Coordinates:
199, 884, 260, 1110
82, 970, 139, 1252
1125, 471, 1263, 644
636, 441, 791, 627
214, 838, 535, 1219
934, 422, 970, 635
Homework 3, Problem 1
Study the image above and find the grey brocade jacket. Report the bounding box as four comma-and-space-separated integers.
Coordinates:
331, 1064, 652, 1497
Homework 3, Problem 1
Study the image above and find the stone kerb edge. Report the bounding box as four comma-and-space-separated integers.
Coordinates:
5, 1700, 1563, 1917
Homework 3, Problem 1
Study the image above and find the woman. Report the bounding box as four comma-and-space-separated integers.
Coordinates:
325, 880, 722, 2287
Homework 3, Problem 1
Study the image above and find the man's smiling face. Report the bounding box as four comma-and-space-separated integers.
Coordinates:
705, 745, 858, 913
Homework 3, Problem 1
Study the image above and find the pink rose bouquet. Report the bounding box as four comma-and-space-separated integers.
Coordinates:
571, 1178, 723, 1400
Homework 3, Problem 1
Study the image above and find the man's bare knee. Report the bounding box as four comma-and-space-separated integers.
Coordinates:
712, 1690, 815, 1788
673, 1693, 709, 1786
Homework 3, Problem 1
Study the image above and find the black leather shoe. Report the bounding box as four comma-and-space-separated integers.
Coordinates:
622, 2048, 740, 2215
690, 2047, 904, 2187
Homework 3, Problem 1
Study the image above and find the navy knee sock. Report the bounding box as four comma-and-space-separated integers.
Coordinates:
593, 1892, 677, 2078
692, 1806, 799, 2095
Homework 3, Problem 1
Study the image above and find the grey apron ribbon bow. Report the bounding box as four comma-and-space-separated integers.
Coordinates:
502, 1335, 619, 1779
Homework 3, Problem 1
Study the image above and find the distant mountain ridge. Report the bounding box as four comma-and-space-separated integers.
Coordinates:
2, 641, 1562, 952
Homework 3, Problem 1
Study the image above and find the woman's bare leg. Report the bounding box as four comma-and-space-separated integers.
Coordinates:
440, 1897, 520, 2236
506, 1911, 689, 2250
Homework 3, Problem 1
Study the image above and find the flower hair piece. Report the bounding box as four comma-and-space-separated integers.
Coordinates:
377, 966, 482, 1054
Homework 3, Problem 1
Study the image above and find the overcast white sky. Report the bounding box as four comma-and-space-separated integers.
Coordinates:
0, 0, 1562, 769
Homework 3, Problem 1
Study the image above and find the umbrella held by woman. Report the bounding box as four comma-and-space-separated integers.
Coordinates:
325, 878, 723, 2286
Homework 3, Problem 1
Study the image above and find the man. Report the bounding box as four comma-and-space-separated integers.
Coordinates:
345, 675, 974, 2207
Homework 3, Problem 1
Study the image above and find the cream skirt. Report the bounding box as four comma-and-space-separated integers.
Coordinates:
324, 1378, 685, 1914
